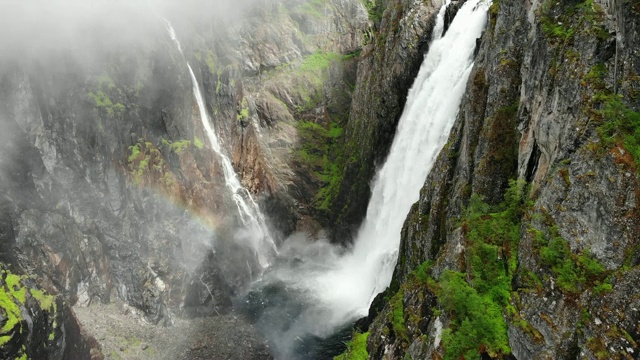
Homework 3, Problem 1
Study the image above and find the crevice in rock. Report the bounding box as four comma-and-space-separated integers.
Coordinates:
525, 140, 541, 183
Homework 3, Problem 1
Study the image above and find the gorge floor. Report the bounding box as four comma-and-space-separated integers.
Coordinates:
74, 302, 272, 360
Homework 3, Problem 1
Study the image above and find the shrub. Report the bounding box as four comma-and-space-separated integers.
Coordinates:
334, 332, 369, 360
437, 181, 527, 359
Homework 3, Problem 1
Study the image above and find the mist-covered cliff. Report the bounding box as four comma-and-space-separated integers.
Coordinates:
0, 0, 367, 358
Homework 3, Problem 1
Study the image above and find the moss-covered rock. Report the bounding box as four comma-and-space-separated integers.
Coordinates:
0, 267, 99, 359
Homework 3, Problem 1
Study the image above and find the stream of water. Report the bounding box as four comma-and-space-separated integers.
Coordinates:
164, 19, 277, 268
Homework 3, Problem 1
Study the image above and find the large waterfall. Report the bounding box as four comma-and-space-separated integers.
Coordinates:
163, 20, 277, 268
252, 0, 491, 352
314, 0, 490, 323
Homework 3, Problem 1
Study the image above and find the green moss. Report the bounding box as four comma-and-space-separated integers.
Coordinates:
489, 0, 500, 16
5, 274, 26, 304
334, 331, 369, 360
0, 270, 26, 339
237, 98, 250, 121
29, 289, 55, 312
539, 0, 605, 43
0, 292, 20, 334
594, 93, 640, 172
294, 120, 347, 213
87, 90, 125, 116
559, 168, 571, 186
128, 139, 174, 185
300, 51, 340, 73
205, 50, 217, 74
583, 63, 607, 85
390, 290, 407, 342
541, 21, 575, 41
537, 225, 610, 294
296, 0, 327, 18
96, 74, 115, 90
439, 271, 511, 360
169, 140, 191, 154
412, 261, 433, 284
360, 0, 383, 24
128, 144, 142, 163
194, 136, 204, 150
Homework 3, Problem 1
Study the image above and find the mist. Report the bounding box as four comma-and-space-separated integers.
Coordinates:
0, 0, 275, 66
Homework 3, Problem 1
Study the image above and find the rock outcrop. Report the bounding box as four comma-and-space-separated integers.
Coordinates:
0, 267, 100, 359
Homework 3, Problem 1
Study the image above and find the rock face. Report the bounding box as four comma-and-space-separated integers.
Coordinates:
0, 268, 99, 359
327, 0, 445, 242
0, 0, 368, 356
356, 0, 640, 359
2, 0, 639, 358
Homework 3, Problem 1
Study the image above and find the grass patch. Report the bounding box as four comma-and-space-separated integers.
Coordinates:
297, 0, 328, 18
300, 51, 341, 74
334, 331, 369, 360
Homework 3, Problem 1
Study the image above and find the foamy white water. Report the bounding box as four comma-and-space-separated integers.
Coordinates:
163, 20, 277, 268
272, 0, 491, 335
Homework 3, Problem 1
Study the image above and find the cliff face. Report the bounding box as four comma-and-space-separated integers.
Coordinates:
2, 0, 640, 357
0, 0, 367, 356
326, 0, 444, 242
358, 0, 640, 359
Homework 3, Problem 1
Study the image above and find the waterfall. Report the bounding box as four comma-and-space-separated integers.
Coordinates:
346, 0, 491, 304
319, 0, 490, 324
162, 20, 277, 268
260, 0, 492, 340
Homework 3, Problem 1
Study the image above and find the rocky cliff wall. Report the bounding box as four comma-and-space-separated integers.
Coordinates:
356, 0, 640, 359
0, 0, 368, 355
326, 0, 445, 242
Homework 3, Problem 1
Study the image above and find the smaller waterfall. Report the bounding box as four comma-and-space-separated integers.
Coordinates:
163, 19, 277, 267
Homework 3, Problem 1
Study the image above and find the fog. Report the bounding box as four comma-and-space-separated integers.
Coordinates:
0, 0, 282, 314
0, 0, 274, 64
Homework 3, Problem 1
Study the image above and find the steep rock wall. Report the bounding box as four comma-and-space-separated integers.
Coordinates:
325, 0, 448, 242
0, 1, 370, 355
360, 0, 640, 359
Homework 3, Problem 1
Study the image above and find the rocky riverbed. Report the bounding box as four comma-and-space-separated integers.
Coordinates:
74, 300, 272, 360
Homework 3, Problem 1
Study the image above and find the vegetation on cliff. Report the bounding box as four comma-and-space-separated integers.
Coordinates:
437, 180, 526, 359
334, 331, 369, 360
0, 267, 59, 358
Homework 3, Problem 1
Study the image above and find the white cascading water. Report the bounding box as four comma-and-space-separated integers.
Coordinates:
272, 0, 491, 336
163, 19, 277, 268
